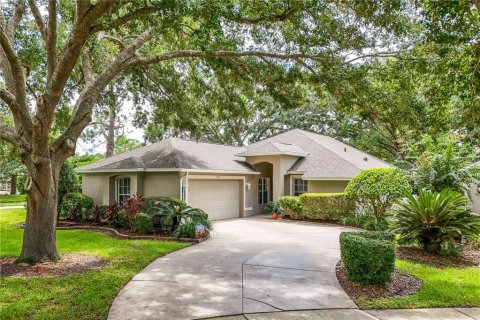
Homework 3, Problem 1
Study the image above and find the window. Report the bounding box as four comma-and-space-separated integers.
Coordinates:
116, 177, 131, 204
258, 177, 270, 204
180, 177, 187, 202
293, 178, 308, 196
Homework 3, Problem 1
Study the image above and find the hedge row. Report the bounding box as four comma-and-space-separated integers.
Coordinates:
279, 193, 353, 221
340, 231, 396, 284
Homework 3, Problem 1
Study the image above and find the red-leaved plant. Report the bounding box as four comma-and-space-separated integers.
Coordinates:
123, 193, 144, 222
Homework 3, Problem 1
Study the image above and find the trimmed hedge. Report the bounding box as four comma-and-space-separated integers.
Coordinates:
299, 193, 354, 221
143, 196, 186, 215
340, 231, 396, 284
279, 196, 303, 219
59, 192, 94, 220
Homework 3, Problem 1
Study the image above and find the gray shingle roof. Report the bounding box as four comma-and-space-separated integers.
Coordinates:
244, 129, 390, 179
236, 141, 308, 157
77, 138, 256, 173
78, 129, 390, 178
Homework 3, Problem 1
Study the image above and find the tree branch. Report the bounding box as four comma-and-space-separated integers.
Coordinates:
44, 1, 113, 111
53, 29, 155, 159
80, 50, 95, 86
227, 7, 298, 24
0, 118, 19, 146
91, 6, 157, 33
6, 1, 26, 40
28, 0, 46, 41
46, 0, 57, 81
130, 50, 329, 66
0, 25, 31, 133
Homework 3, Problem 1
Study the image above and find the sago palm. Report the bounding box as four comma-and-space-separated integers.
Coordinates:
394, 189, 480, 254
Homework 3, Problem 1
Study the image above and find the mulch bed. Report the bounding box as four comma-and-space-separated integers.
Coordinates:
336, 261, 422, 301
397, 245, 480, 268
0, 253, 107, 278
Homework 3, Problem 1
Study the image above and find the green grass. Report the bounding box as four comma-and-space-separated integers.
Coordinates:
0, 194, 27, 207
358, 259, 480, 309
0, 208, 188, 319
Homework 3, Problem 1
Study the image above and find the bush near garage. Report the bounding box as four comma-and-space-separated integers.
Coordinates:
345, 168, 411, 219
299, 193, 354, 221
340, 231, 396, 284
279, 196, 303, 219
59, 192, 94, 220
143, 196, 186, 215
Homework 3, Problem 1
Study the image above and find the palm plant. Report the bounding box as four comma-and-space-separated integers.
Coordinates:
394, 189, 480, 254
149, 201, 212, 236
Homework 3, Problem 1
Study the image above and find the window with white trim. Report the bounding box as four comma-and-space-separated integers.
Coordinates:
180, 176, 187, 202
258, 177, 270, 204
116, 177, 131, 204
293, 178, 308, 196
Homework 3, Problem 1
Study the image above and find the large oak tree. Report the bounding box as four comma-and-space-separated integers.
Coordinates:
0, 0, 407, 263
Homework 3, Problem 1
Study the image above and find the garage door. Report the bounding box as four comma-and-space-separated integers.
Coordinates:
188, 179, 240, 220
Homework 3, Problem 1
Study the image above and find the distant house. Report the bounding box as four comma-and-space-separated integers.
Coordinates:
0, 180, 11, 195
77, 129, 390, 220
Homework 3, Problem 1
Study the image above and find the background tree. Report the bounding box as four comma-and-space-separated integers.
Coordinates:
0, 1, 409, 263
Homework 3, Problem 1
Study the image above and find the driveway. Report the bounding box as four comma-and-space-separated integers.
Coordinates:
108, 216, 357, 320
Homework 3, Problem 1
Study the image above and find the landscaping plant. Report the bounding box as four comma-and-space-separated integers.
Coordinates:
149, 201, 212, 238
340, 231, 396, 284
394, 189, 480, 255
58, 192, 94, 221
300, 193, 354, 221
279, 196, 303, 219
122, 193, 145, 228
345, 168, 411, 220
264, 201, 281, 213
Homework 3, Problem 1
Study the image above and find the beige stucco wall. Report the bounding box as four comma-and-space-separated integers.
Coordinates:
143, 172, 181, 198
82, 172, 163, 206
307, 180, 349, 193
82, 174, 104, 205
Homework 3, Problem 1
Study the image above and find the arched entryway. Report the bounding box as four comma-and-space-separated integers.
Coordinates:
252, 162, 273, 213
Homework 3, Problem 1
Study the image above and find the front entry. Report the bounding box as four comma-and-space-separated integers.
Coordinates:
187, 179, 240, 220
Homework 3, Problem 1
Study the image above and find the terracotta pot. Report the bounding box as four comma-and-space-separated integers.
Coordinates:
272, 213, 278, 219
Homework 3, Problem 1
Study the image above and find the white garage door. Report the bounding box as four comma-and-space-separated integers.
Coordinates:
188, 179, 240, 220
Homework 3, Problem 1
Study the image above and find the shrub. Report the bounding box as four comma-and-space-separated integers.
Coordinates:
339, 214, 389, 230
143, 196, 186, 215
299, 193, 353, 221
59, 192, 93, 220
394, 189, 480, 255
264, 201, 281, 214
122, 193, 144, 226
134, 213, 154, 234
279, 196, 303, 219
340, 231, 396, 284
116, 211, 131, 229
57, 162, 80, 216
103, 202, 120, 225
173, 214, 212, 239
345, 168, 411, 219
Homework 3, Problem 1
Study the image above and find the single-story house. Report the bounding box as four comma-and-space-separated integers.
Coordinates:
77, 129, 390, 220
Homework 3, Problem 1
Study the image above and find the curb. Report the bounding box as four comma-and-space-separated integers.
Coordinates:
18, 223, 209, 243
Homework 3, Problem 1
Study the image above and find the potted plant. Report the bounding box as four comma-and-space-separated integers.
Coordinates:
265, 201, 281, 219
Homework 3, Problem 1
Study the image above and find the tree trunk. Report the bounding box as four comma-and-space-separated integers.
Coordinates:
105, 104, 116, 158
17, 160, 61, 263
10, 175, 17, 195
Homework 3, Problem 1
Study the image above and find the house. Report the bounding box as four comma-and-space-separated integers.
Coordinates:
77, 129, 390, 220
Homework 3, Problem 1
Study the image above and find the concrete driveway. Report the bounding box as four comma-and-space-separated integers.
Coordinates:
108, 216, 357, 320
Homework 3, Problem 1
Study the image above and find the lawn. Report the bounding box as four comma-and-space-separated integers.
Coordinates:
0, 194, 27, 207
0, 208, 188, 320
358, 259, 480, 309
